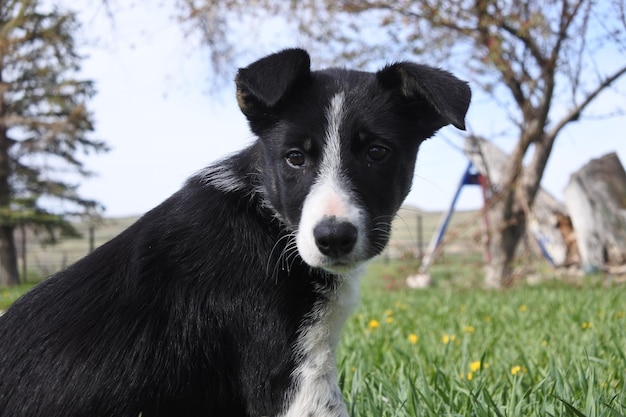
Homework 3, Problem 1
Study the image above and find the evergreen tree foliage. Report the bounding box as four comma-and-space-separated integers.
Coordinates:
0, 0, 108, 285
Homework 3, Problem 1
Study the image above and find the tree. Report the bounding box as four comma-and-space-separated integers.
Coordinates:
178, 0, 626, 287
0, 0, 108, 286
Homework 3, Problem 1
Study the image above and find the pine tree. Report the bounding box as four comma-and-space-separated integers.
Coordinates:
0, 0, 108, 286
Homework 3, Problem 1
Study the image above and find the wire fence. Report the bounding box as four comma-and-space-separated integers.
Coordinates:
14, 209, 486, 282
15, 217, 138, 282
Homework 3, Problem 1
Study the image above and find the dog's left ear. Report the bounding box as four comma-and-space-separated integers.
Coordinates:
236, 49, 311, 132
376, 63, 471, 131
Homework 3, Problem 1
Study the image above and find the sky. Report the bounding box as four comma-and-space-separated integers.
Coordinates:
70, 2, 626, 218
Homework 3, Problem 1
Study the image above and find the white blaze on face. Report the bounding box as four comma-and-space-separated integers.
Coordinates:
296, 92, 366, 271
283, 93, 367, 417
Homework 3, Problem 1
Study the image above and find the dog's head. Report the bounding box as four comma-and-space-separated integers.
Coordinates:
236, 49, 470, 274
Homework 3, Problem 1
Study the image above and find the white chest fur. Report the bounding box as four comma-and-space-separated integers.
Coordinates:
278, 268, 362, 417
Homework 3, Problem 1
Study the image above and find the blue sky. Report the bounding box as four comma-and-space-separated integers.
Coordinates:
73, 2, 626, 217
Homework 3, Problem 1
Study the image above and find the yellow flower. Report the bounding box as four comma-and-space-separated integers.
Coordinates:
511, 365, 526, 375
463, 325, 475, 334
519, 304, 528, 313
466, 372, 473, 380
368, 319, 380, 330
385, 316, 394, 324
442, 334, 456, 344
384, 309, 394, 316
581, 321, 592, 330
408, 334, 419, 345
469, 361, 482, 372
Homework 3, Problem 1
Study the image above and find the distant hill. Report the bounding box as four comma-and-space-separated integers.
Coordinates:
388, 206, 483, 258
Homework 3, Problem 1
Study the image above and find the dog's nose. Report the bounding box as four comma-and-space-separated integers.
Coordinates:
313, 218, 358, 258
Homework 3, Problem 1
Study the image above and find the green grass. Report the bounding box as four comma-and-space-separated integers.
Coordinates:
0, 282, 38, 310
338, 260, 626, 416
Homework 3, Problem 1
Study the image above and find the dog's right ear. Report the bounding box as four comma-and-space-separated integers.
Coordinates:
236, 49, 311, 130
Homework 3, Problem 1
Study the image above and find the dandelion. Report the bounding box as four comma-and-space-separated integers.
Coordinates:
368, 319, 380, 330
469, 361, 482, 372
442, 334, 456, 344
385, 316, 394, 324
384, 309, 394, 316
466, 372, 473, 380
463, 325, 475, 334
519, 304, 528, 313
511, 365, 526, 375
408, 334, 418, 345
581, 321, 592, 330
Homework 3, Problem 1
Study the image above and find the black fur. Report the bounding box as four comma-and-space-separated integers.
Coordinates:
0, 48, 470, 417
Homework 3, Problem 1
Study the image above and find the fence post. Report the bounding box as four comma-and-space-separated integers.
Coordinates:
20, 223, 27, 283
89, 224, 95, 254
417, 213, 423, 259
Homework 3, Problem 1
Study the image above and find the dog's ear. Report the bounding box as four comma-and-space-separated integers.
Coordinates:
236, 49, 311, 122
376, 63, 471, 131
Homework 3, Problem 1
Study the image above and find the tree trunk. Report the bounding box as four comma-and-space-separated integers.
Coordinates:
0, 224, 19, 286
0, 93, 19, 285
483, 130, 552, 288
0, 54, 19, 286
485, 195, 527, 288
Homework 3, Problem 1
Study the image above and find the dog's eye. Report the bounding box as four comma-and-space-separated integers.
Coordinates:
366, 145, 389, 162
286, 150, 306, 168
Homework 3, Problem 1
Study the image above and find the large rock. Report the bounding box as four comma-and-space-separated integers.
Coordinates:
564, 152, 626, 272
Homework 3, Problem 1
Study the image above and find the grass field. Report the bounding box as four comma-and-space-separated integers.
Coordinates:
337, 260, 626, 416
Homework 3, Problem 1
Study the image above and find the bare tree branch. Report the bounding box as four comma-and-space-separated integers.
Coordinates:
548, 64, 626, 141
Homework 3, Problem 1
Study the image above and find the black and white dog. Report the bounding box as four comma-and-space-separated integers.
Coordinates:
0, 49, 470, 417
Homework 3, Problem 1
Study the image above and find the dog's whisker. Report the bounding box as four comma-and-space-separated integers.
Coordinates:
266, 230, 300, 280
266, 233, 294, 277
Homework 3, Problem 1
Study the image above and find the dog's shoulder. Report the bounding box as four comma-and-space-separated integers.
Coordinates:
193, 143, 262, 196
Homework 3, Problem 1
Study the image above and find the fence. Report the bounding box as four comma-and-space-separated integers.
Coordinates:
15, 217, 138, 281
13, 209, 484, 282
